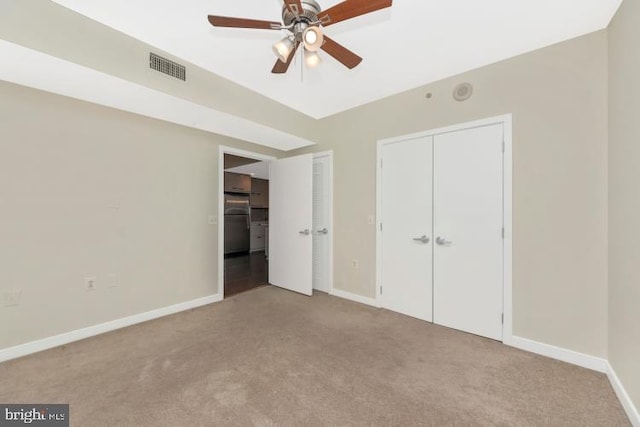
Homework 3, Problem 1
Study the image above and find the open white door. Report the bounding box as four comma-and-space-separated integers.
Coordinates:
269, 154, 313, 296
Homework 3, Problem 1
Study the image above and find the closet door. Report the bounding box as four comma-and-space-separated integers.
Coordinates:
381, 137, 433, 322
312, 155, 331, 293
433, 124, 504, 340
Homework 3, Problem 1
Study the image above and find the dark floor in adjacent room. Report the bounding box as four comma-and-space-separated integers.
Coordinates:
224, 251, 268, 297
0, 286, 629, 426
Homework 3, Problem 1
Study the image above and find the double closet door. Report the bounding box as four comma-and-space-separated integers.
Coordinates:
380, 123, 504, 341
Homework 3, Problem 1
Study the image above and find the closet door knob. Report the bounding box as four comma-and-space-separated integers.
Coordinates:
412, 235, 430, 244
436, 237, 452, 246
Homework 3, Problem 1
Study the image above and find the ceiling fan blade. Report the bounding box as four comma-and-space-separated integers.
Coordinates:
320, 36, 362, 69
283, 0, 304, 16
272, 43, 300, 74
317, 0, 392, 27
208, 15, 281, 30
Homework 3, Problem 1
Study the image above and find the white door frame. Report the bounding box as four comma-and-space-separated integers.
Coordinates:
376, 114, 513, 344
218, 147, 334, 299
218, 145, 276, 300
313, 151, 335, 295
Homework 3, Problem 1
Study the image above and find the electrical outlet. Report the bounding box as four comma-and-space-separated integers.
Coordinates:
352, 259, 359, 269
85, 276, 97, 291
3, 290, 22, 307
208, 215, 218, 225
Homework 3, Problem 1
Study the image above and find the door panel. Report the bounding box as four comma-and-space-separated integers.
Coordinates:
312, 156, 330, 292
433, 124, 504, 340
381, 137, 433, 322
269, 154, 313, 296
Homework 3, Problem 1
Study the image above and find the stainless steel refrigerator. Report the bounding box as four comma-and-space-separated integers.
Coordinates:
224, 194, 250, 255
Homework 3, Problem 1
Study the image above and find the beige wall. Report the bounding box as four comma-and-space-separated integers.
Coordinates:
294, 31, 609, 358
0, 1, 621, 373
608, 0, 640, 411
0, 81, 283, 349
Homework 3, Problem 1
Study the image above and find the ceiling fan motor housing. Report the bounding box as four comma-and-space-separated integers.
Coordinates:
283, 0, 322, 28
207, 0, 391, 73
293, 22, 310, 42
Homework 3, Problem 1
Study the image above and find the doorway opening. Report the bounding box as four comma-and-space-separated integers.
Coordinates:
220, 149, 275, 298
218, 147, 334, 300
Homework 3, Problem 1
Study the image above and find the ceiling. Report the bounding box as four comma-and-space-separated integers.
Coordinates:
226, 161, 270, 180
52, 0, 621, 119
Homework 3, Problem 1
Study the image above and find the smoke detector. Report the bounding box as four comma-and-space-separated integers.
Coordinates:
453, 83, 473, 102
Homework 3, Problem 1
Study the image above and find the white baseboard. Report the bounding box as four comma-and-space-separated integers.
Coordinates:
0, 293, 222, 364
329, 288, 379, 308
325, 300, 635, 423
607, 362, 640, 427
509, 336, 608, 373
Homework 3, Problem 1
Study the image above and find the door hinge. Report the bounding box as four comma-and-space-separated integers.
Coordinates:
502, 140, 505, 153
380, 159, 383, 168
501, 313, 504, 324
501, 227, 505, 239
380, 223, 383, 232
380, 286, 383, 295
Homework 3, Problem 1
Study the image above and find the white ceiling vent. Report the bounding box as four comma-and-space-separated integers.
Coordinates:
149, 53, 186, 81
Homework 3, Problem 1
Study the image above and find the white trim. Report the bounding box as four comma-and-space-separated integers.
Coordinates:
0, 40, 315, 152
313, 151, 335, 295
607, 363, 640, 426
218, 146, 277, 300
378, 115, 512, 145
509, 336, 608, 373
0, 294, 222, 363
502, 115, 514, 345
507, 335, 640, 425
329, 289, 379, 308
376, 114, 513, 343
376, 140, 384, 305
219, 146, 277, 163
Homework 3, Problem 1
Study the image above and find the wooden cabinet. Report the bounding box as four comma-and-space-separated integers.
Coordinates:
250, 178, 269, 207
224, 172, 251, 194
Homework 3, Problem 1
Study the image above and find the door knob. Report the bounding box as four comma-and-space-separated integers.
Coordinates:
317, 228, 329, 235
436, 236, 452, 246
299, 229, 310, 236
412, 235, 430, 244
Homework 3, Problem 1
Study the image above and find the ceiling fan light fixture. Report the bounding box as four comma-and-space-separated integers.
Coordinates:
272, 37, 295, 62
304, 47, 322, 68
302, 26, 324, 52
208, 0, 393, 74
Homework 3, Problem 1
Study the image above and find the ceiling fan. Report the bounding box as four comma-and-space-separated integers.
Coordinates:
207, 0, 393, 74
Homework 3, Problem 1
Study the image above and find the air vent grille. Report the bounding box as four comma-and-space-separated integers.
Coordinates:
149, 53, 186, 81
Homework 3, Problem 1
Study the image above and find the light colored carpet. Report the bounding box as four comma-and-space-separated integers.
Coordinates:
0, 286, 629, 426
